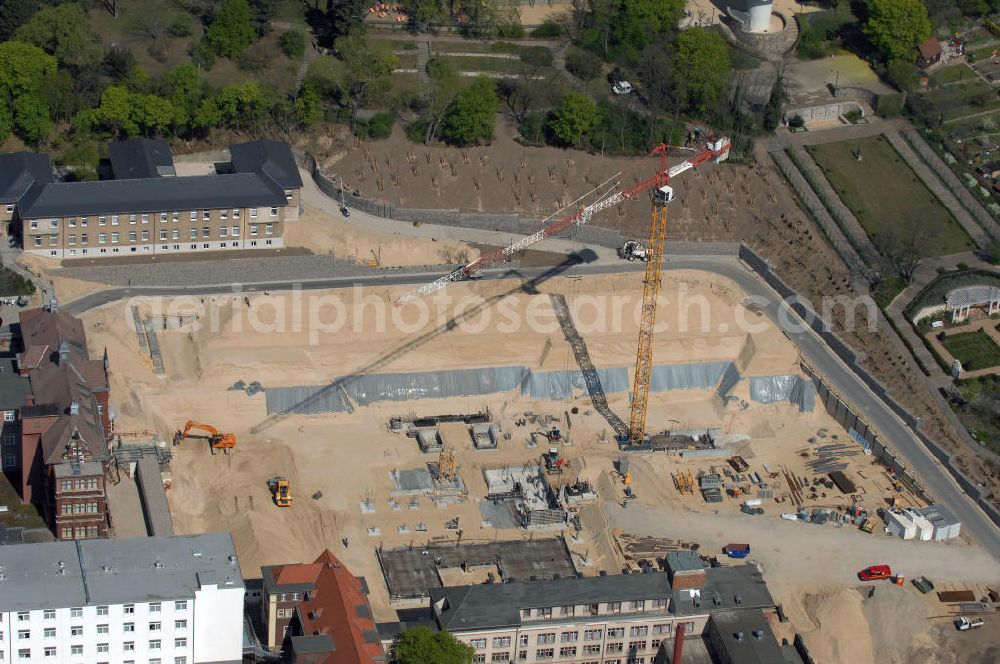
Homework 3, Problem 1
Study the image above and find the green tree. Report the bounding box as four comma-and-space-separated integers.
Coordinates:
214, 82, 268, 132
333, 29, 398, 120
671, 27, 731, 115
15, 4, 100, 69
565, 46, 602, 80
394, 627, 474, 664
402, 0, 447, 26
206, 0, 256, 58
249, 0, 277, 36
421, 57, 461, 144
93, 85, 139, 137
548, 91, 598, 146
295, 84, 322, 126
0, 40, 57, 144
325, 0, 368, 40
864, 0, 931, 62
280, 29, 307, 58
0, 0, 38, 41
440, 76, 498, 145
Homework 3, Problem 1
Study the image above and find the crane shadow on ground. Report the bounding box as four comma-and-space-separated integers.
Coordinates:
249, 249, 599, 434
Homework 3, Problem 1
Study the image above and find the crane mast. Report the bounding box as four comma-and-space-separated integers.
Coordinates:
627, 137, 731, 445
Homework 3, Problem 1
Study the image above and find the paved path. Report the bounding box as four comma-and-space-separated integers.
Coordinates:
884, 131, 991, 248
900, 128, 1000, 240
789, 146, 878, 259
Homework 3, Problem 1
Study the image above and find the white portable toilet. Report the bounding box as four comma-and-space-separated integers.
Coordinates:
885, 510, 916, 540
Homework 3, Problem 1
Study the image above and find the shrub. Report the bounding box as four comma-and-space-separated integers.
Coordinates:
357, 112, 395, 139
565, 46, 601, 80
280, 29, 306, 59
519, 45, 553, 67
168, 12, 194, 37
191, 37, 216, 69
788, 114, 805, 128
532, 20, 562, 38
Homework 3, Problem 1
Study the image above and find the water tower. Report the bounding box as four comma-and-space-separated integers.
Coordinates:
727, 0, 774, 33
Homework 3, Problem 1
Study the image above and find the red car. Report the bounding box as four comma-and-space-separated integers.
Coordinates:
858, 565, 893, 581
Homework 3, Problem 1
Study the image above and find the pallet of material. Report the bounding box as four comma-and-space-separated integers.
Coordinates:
937, 590, 977, 603
828, 470, 857, 494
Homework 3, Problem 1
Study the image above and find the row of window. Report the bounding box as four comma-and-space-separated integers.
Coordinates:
30, 207, 278, 230
10, 601, 188, 620
49, 240, 275, 258
59, 525, 100, 539
14, 621, 187, 638
524, 599, 667, 619
474, 625, 671, 650
34, 223, 275, 247
60, 502, 100, 515
5, 651, 188, 664
471, 652, 653, 663
59, 478, 100, 492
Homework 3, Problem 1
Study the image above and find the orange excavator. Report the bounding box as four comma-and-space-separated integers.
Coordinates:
173, 420, 237, 454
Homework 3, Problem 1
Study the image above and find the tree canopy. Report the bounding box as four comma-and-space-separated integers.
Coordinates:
864, 0, 932, 62
394, 627, 474, 664
332, 29, 398, 118
0, 40, 57, 144
440, 77, 498, 145
671, 27, 731, 115
15, 4, 100, 69
0, 0, 38, 41
548, 92, 598, 146
206, 0, 257, 58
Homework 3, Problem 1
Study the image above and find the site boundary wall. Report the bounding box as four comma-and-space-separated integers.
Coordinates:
739, 244, 1000, 528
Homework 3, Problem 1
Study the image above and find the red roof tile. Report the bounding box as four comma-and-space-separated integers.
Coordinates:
274, 562, 323, 587
295, 550, 385, 664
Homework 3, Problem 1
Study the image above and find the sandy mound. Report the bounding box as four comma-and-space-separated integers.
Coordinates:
802, 587, 875, 664
801, 584, 930, 664
862, 584, 928, 661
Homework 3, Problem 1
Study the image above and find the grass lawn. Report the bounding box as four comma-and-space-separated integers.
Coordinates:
437, 55, 526, 75
0, 472, 46, 530
941, 330, 1000, 371
931, 64, 978, 85
807, 136, 973, 257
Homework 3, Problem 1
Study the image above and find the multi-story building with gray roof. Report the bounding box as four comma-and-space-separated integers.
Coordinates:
0, 531, 244, 664
0, 139, 302, 260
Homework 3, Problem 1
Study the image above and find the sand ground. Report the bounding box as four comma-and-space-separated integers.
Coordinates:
79, 267, 1000, 664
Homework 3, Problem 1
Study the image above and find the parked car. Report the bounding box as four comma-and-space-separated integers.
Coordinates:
723, 543, 751, 559
955, 616, 984, 631
612, 81, 633, 95
858, 564, 893, 581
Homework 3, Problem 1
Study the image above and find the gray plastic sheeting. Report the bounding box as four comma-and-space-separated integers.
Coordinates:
716, 362, 742, 398
521, 367, 630, 401
266, 360, 742, 415
649, 361, 732, 392
749, 375, 816, 412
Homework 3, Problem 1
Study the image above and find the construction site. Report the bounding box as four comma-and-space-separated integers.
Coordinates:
73, 138, 1000, 664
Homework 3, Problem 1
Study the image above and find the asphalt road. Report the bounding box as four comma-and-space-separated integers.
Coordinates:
62, 253, 1000, 560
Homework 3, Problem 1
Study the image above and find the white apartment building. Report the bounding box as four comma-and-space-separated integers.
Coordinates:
0, 532, 244, 664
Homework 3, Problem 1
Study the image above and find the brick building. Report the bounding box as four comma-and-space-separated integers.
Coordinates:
14, 305, 112, 540
261, 550, 386, 664
0, 138, 301, 259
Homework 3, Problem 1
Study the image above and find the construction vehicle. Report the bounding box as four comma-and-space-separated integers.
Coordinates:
955, 616, 984, 631
173, 420, 237, 454
617, 240, 649, 261
267, 477, 292, 507
543, 448, 568, 474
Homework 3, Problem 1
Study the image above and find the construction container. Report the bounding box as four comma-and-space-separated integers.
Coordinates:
885, 510, 916, 540
905, 509, 934, 541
